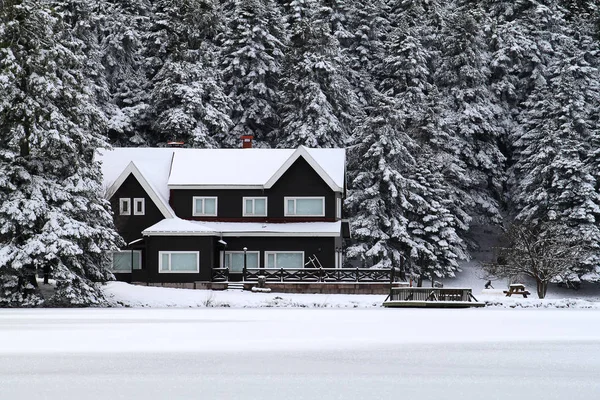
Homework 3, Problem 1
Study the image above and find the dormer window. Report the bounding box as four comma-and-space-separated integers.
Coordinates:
133, 198, 145, 215
243, 197, 267, 216
193, 197, 217, 216
119, 198, 131, 215
284, 197, 325, 217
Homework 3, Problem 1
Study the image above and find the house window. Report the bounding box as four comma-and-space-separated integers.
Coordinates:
111, 250, 142, 272
284, 197, 325, 217
193, 197, 217, 216
159, 251, 199, 273
119, 198, 131, 215
243, 197, 267, 216
336, 197, 342, 219
222, 251, 260, 273
265, 251, 304, 269
133, 198, 145, 215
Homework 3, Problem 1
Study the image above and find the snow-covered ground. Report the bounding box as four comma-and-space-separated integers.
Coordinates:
104, 281, 385, 308
102, 280, 600, 309
1, 308, 599, 400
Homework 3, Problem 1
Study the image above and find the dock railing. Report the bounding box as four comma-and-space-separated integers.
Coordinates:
386, 287, 479, 303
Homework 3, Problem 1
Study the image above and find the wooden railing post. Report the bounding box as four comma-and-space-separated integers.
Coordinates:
280, 268, 284, 282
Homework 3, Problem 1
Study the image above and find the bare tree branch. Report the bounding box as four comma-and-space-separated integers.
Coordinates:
482, 221, 590, 298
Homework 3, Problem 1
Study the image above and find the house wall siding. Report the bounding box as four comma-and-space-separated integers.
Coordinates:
141, 235, 336, 283
169, 157, 337, 221
219, 237, 336, 269
144, 236, 215, 283
111, 174, 165, 244
268, 157, 336, 219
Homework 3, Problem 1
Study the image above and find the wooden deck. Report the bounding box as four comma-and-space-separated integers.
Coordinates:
383, 287, 485, 308
211, 267, 395, 283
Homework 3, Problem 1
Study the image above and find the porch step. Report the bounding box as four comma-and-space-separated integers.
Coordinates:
227, 282, 245, 291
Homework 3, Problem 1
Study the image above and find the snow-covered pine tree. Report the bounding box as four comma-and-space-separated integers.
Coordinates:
221, 0, 286, 147
405, 157, 469, 282
101, 0, 153, 145
433, 1, 506, 223
487, 0, 563, 129
345, 95, 419, 271
145, 0, 231, 147
0, 0, 122, 306
343, 0, 389, 107
377, 0, 438, 135
374, 0, 472, 257
511, 25, 600, 283
54, 0, 110, 111
276, 0, 359, 148
345, 93, 467, 279
322, 0, 353, 46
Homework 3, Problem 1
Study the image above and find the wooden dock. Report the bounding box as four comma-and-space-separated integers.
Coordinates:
383, 287, 485, 308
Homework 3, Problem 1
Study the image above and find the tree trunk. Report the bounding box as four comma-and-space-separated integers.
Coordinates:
536, 280, 548, 299
28, 273, 39, 289
416, 275, 423, 287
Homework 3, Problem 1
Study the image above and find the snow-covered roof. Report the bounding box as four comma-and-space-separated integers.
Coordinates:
97, 146, 345, 209
97, 148, 177, 218
143, 218, 342, 237
167, 146, 345, 191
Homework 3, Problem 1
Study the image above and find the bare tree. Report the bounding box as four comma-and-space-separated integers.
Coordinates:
482, 222, 589, 299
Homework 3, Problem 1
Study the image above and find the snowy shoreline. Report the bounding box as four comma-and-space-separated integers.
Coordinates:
102, 281, 600, 309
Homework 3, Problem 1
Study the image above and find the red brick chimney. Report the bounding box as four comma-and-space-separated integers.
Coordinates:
241, 134, 253, 149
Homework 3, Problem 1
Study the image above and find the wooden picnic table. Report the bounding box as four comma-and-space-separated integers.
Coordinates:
504, 284, 530, 298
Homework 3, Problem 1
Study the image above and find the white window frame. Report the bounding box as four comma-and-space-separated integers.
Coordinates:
221, 251, 261, 270
192, 197, 218, 216
264, 251, 305, 269
243, 197, 268, 217
119, 198, 131, 215
133, 198, 145, 215
284, 197, 325, 217
158, 251, 200, 273
336, 197, 342, 219
111, 250, 142, 273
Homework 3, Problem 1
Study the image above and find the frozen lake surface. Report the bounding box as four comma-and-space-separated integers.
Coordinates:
1, 308, 599, 400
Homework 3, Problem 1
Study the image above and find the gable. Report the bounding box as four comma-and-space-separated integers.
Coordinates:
265, 147, 343, 192
106, 162, 175, 219
111, 173, 168, 244
269, 157, 333, 195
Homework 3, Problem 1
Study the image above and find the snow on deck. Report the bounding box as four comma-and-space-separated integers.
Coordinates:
142, 218, 342, 236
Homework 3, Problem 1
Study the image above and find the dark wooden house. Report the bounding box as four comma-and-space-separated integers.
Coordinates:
98, 144, 349, 286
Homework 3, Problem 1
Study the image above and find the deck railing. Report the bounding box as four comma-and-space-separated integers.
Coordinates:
211, 268, 230, 282
211, 267, 396, 283
387, 287, 478, 302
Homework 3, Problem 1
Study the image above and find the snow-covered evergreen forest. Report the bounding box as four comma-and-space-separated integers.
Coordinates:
1, 0, 600, 305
